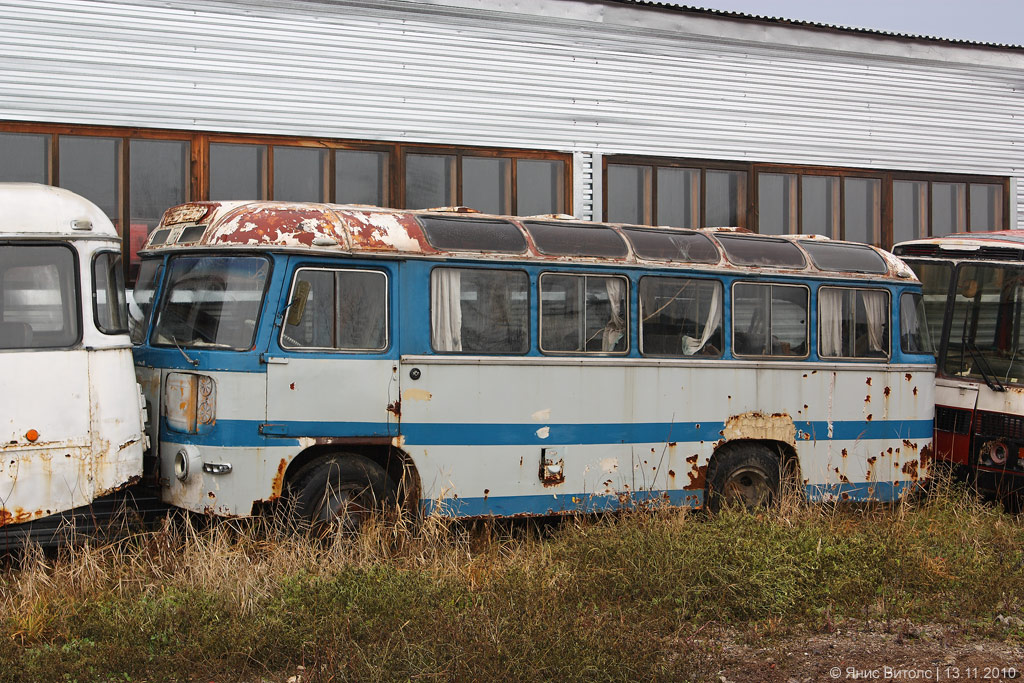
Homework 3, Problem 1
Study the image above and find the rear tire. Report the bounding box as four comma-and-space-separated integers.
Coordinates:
289, 454, 397, 534
706, 444, 780, 513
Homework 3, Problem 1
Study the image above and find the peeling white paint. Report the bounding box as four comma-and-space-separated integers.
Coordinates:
535, 426, 550, 439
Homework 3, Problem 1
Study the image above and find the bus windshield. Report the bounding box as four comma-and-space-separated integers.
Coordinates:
946, 262, 1024, 387
152, 255, 270, 350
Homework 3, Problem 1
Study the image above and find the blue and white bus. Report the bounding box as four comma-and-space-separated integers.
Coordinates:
131, 201, 934, 523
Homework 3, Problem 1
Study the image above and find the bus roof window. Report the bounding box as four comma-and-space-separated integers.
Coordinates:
800, 241, 887, 274
622, 227, 719, 263
524, 221, 628, 258
715, 234, 807, 269
417, 216, 528, 253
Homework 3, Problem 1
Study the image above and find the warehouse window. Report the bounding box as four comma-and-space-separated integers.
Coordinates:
129, 139, 190, 281
0, 132, 49, 183
893, 178, 1004, 241
605, 158, 748, 229
403, 150, 567, 215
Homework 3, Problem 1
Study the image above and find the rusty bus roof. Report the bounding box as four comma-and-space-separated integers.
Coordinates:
894, 231, 1024, 261
142, 200, 917, 282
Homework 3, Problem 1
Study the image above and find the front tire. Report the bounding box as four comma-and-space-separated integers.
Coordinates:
290, 454, 397, 534
706, 444, 780, 513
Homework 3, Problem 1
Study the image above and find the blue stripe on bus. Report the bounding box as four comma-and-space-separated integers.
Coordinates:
420, 480, 916, 517
162, 417, 932, 448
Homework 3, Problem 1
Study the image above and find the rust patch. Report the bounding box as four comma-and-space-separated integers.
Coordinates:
841, 448, 848, 458
685, 454, 698, 464
866, 414, 873, 421
905, 373, 913, 381
902, 439, 918, 452
162, 202, 213, 225
883, 386, 891, 398
913, 386, 918, 396
668, 469, 676, 479
270, 458, 288, 498
902, 460, 919, 481
685, 464, 707, 491
839, 474, 850, 483
920, 444, 933, 467
866, 377, 872, 386
841, 492, 850, 500
865, 394, 871, 404
289, 383, 295, 391
483, 489, 489, 499
211, 205, 340, 248
387, 400, 401, 418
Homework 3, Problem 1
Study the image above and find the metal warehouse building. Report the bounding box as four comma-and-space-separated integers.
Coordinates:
1, 0, 1021, 280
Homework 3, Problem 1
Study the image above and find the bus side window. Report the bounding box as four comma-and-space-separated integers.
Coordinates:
539, 272, 628, 354
819, 286, 890, 360
900, 292, 934, 355
281, 268, 388, 352
430, 267, 529, 354
732, 282, 808, 357
639, 276, 722, 357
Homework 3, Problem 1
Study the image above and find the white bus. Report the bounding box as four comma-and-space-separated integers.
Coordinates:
0, 183, 146, 530
132, 201, 934, 524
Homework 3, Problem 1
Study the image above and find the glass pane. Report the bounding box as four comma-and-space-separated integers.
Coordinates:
843, 177, 880, 244
901, 259, 951, 349
540, 273, 627, 353
969, 183, 1003, 232
430, 268, 529, 354
945, 263, 1024, 385
656, 167, 700, 228
209, 143, 266, 201
523, 221, 628, 258
130, 259, 162, 344
406, 153, 455, 209
273, 146, 326, 202
900, 292, 934, 355
932, 182, 965, 237
640, 277, 722, 357
0, 245, 79, 349
801, 175, 840, 238
58, 135, 121, 225
819, 287, 889, 359
153, 255, 270, 350
705, 170, 746, 227
800, 241, 887, 274
283, 269, 387, 351
129, 139, 189, 283
757, 173, 797, 235
418, 216, 526, 253
0, 132, 49, 183
733, 283, 807, 357
462, 157, 510, 215
893, 180, 928, 244
93, 251, 128, 335
715, 234, 806, 268
621, 227, 718, 263
336, 150, 389, 207
606, 164, 650, 224
517, 159, 564, 216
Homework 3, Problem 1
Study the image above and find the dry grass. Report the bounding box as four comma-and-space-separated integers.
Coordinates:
0, 480, 1022, 682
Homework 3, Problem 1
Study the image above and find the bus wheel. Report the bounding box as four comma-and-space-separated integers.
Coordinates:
291, 454, 397, 533
706, 444, 780, 513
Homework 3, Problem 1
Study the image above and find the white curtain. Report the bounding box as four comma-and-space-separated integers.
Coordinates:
431, 269, 462, 352
819, 288, 844, 357
681, 284, 722, 355
863, 290, 888, 353
602, 278, 625, 351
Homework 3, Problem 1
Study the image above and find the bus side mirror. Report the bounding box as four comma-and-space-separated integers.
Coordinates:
286, 280, 311, 327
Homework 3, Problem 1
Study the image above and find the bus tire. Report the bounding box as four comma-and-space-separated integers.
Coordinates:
290, 454, 397, 533
706, 443, 780, 513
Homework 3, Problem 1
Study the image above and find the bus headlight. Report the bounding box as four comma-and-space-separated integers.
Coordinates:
174, 446, 202, 482
982, 440, 1009, 466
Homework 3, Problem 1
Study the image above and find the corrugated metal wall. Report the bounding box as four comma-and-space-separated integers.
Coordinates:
1, 0, 1022, 223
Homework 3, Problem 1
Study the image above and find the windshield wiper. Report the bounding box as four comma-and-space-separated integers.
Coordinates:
963, 342, 1005, 392
172, 335, 200, 367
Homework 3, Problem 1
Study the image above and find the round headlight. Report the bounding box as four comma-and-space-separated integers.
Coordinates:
174, 448, 190, 481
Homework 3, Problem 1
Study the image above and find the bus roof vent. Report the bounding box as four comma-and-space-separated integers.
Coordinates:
417, 215, 527, 253
800, 240, 888, 274
620, 226, 719, 263
713, 234, 806, 269
523, 220, 628, 258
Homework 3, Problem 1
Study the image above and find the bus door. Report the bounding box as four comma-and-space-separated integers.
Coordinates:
265, 259, 399, 444
933, 379, 978, 468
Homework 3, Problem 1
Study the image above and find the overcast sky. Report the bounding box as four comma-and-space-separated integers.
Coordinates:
668, 0, 1024, 46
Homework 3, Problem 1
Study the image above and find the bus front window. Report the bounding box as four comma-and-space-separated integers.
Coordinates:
152, 255, 270, 350
946, 263, 1024, 386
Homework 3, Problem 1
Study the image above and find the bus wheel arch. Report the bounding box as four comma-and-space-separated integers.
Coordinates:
277, 444, 422, 520
705, 439, 801, 513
